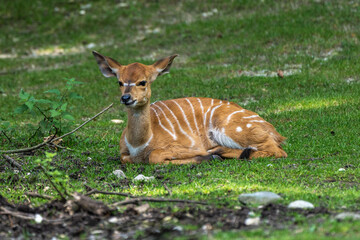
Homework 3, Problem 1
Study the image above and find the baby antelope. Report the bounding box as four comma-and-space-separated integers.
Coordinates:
93, 51, 287, 164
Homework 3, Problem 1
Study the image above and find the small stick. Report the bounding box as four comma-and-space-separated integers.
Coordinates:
25, 192, 54, 200
2, 154, 22, 170
163, 183, 172, 196
112, 197, 208, 207
85, 185, 133, 198
1, 131, 12, 143
39, 166, 66, 201
0, 207, 34, 220
0, 103, 113, 154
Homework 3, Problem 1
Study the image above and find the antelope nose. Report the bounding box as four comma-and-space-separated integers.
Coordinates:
121, 94, 131, 103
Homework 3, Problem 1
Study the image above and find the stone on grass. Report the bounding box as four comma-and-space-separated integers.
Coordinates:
288, 200, 314, 209
335, 212, 360, 221
244, 217, 260, 226
238, 191, 282, 205
133, 174, 155, 182
113, 170, 126, 179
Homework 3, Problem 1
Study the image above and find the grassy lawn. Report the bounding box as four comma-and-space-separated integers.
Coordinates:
1, 0, 359, 239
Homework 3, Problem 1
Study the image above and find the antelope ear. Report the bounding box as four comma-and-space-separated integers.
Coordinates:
152, 54, 178, 77
92, 51, 121, 78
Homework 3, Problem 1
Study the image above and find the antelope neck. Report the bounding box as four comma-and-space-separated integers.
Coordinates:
126, 101, 152, 147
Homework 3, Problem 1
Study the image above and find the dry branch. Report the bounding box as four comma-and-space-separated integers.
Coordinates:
39, 166, 67, 201
163, 183, 172, 196
72, 193, 111, 216
25, 192, 54, 200
1, 154, 23, 170
0, 103, 113, 154
112, 197, 208, 207
85, 185, 133, 198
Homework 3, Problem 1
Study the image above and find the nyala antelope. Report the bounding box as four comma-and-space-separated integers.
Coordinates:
93, 51, 287, 164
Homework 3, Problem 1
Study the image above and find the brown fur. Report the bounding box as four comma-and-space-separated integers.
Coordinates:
93, 51, 287, 164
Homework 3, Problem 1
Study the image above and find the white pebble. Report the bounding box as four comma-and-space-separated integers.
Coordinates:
245, 217, 260, 226
113, 170, 126, 179
288, 200, 314, 209
111, 119, 124, 124
34, 214, 43, 223
338, 168, 346, 172
133, 174, 155, 182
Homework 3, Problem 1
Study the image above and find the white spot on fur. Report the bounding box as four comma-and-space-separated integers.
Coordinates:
236, 126, 242, 132
209, 129, 245, 149
125, 134, 153, 157
243, 115, 259, 119
246, 124, 252, 128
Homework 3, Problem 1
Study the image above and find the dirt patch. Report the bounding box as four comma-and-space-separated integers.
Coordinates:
0, 195, 332, 239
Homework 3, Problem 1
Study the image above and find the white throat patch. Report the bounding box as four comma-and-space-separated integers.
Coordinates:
125, 134, 153, 156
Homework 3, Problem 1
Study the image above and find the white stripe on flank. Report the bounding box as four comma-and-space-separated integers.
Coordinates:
209, 104, 222, 129
152, 103, 176, 134
171, 100, 193, 133
159, 101, 195, 147
151, 107, 177, 140
204, 99, 215, 127
185, 99, 200, 135
225, 109, 245, 124
243, 115, 259, 119
197, 98, 204, 116
249, 120, 265, 123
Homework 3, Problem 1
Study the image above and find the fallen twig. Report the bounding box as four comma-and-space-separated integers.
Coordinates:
39, 166, 67, 201
0, 103, 113, 154
85, 185, 133, 198
2, 154, 23, 170
0, 206, 34, 220
72, 193, 111, 216
0, 206, 73, 223
112, 197, 208, 207
163, 183, 172, 196
25, 192, 54, 200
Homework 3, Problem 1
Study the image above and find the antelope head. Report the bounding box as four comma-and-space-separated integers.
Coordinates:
92, 51, 178, 108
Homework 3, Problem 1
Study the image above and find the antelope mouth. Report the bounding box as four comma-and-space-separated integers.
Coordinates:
124, 100, 137, 106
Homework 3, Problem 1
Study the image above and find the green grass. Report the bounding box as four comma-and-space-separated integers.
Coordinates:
1, 0, 360, 239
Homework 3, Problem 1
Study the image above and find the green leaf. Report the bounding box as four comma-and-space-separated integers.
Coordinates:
45, 152, 56, 159
60, 103, 68, 112
68, 92, 83, 99
62, 113, 75, 121
50, 109, 61, 118
25, 101, 35, 111
14, 104, 28, 114
19, 89, 30, 101
44, 89, 61, 95
35, 99, 53, 105
52, 102, 62, 109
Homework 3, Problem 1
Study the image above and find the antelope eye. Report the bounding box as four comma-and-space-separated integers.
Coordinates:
118, 81, 124, 87
138, 81, 147, 86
